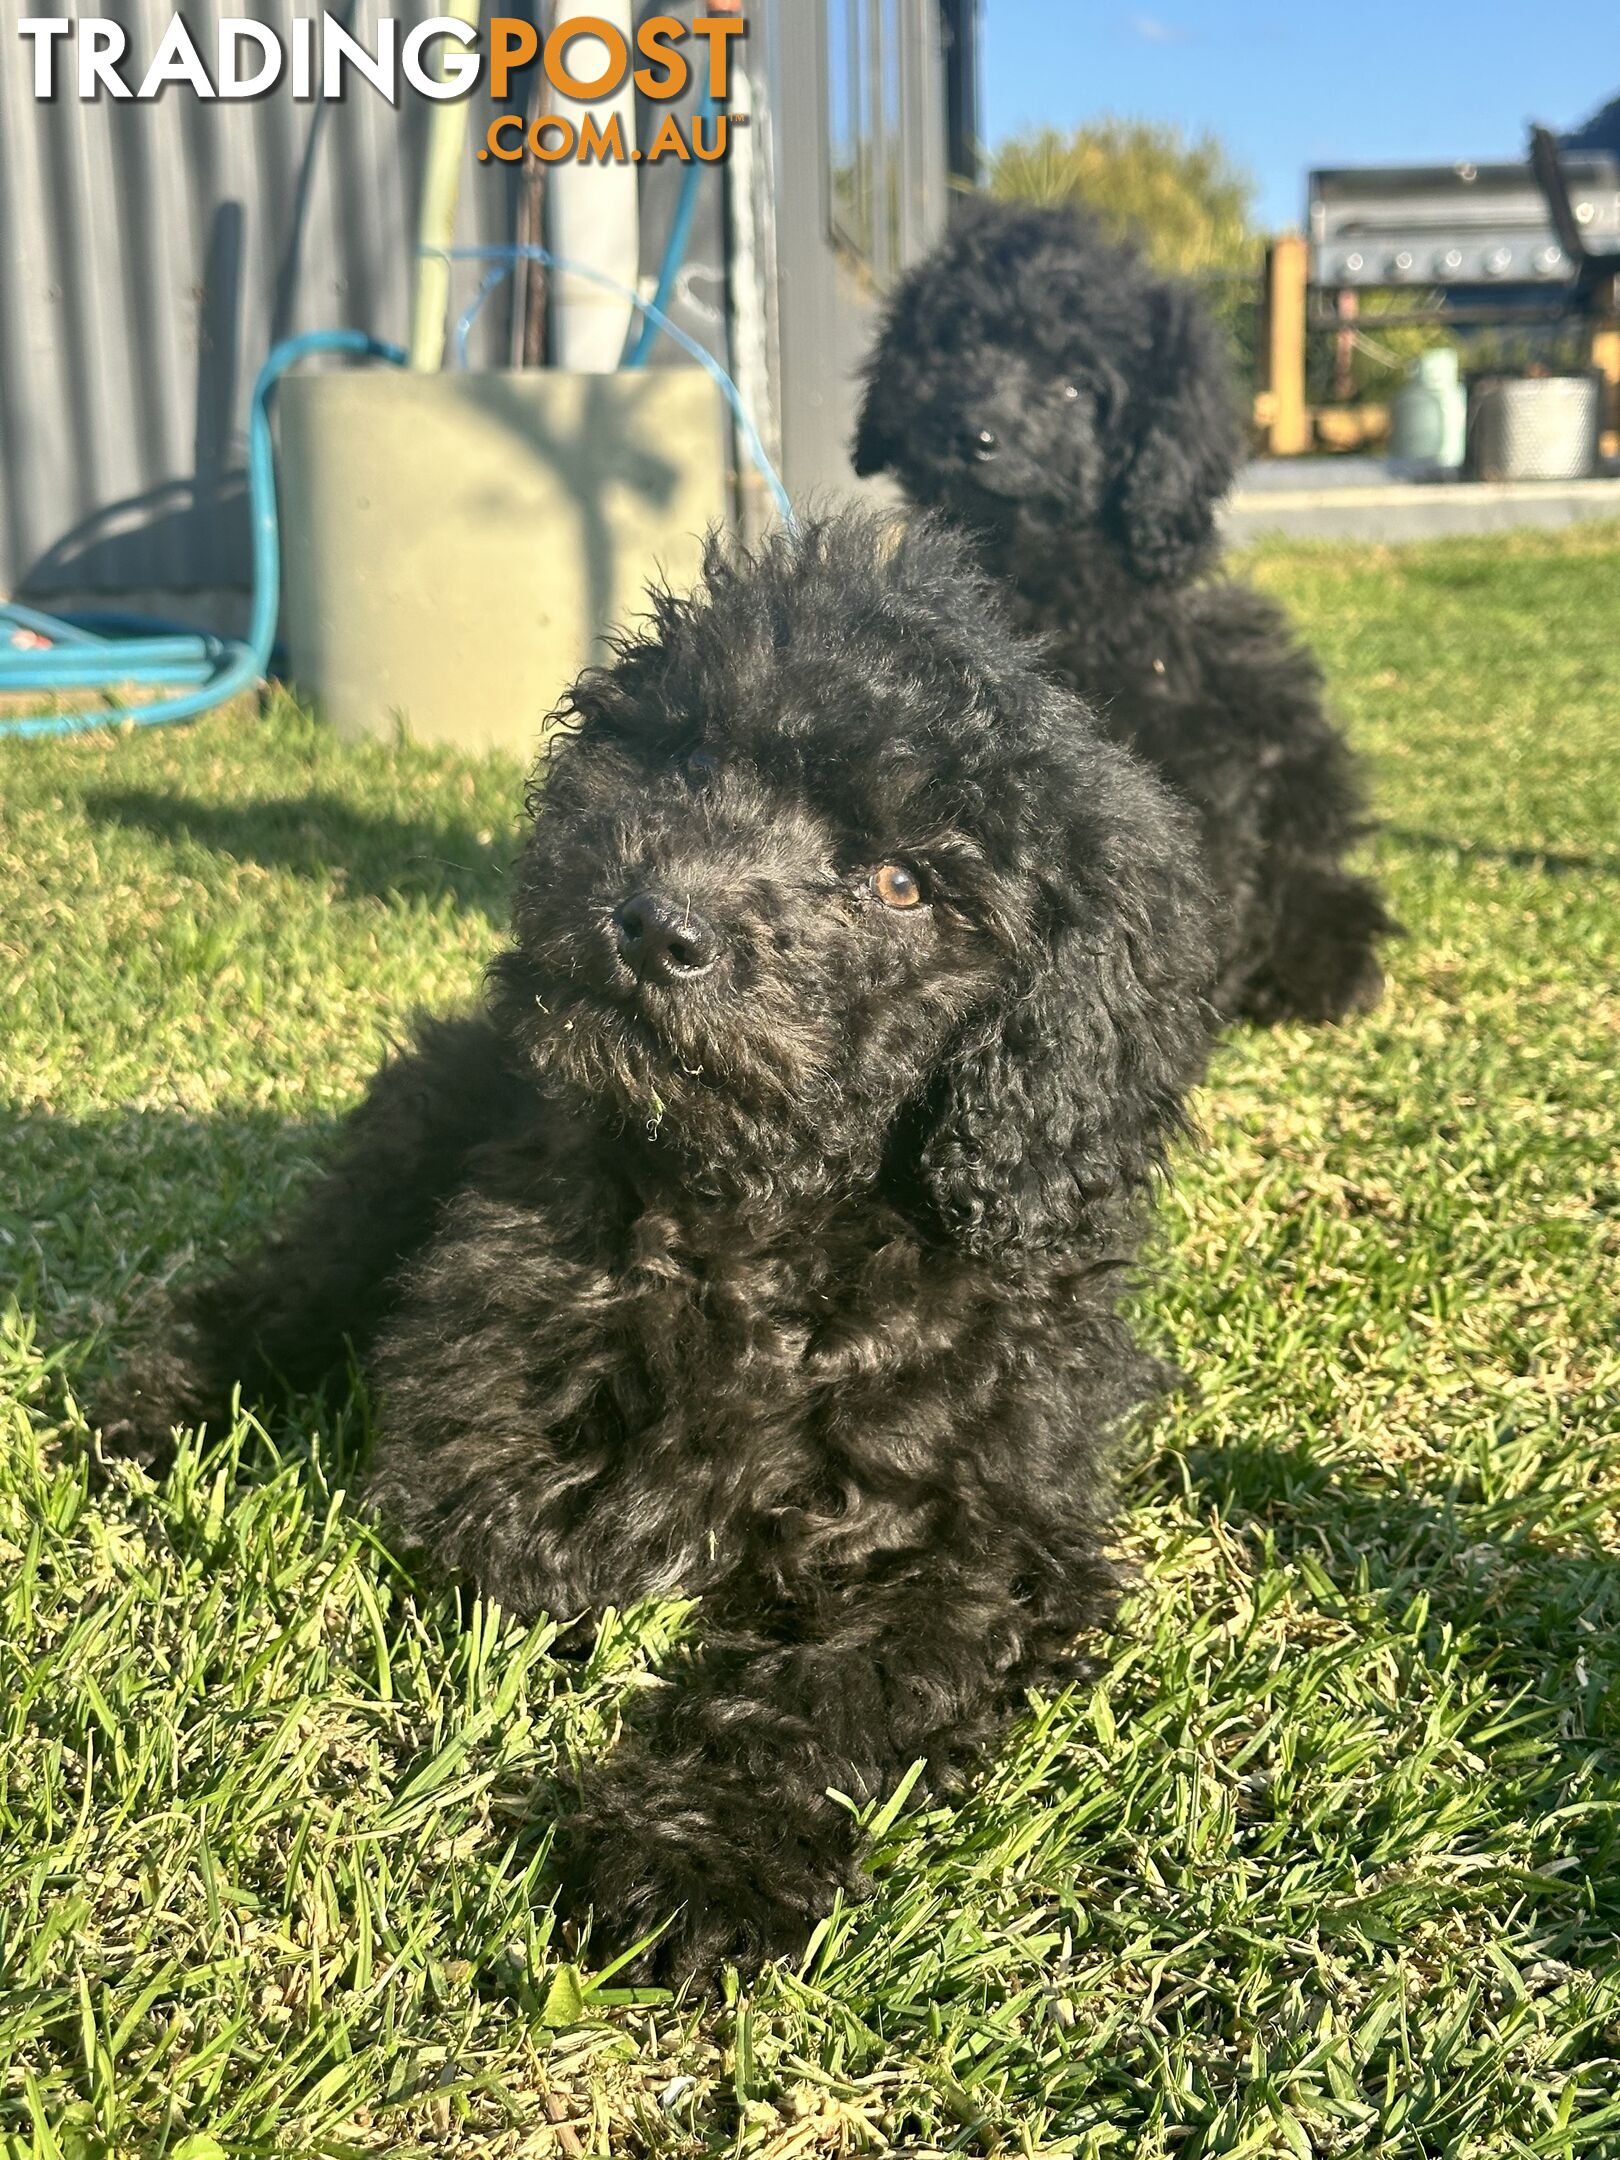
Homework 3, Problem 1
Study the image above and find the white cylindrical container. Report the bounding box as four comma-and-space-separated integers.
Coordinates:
547, 0, 640, 371
1469, 375, 1601, 482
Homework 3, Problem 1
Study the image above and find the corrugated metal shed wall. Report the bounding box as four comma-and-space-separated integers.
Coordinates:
0, 1, 537, 596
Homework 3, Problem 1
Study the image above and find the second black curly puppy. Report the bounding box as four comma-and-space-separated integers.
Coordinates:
855, 200, 1396, 1024
97, 512, 1214, 1979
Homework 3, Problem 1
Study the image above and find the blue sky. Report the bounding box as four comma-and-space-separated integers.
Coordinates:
981, 3, 1618, 232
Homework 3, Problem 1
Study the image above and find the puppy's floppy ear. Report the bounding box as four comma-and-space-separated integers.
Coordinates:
1106, 283, 1244, 586
853, 388, 899, 479
853, 261, 939, 479
854, 339, 910, 478
916, 732, 1215, 1257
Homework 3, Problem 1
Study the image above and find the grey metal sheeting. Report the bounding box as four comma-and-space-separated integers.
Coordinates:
0, 1, 529, 597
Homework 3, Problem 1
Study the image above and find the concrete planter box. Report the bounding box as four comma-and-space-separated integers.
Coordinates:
278, 368, 729, 757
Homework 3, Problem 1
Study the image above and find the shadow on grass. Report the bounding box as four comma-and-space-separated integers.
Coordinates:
82, 787, 518, 913
1386, 827, 1620, 879
1168, 1434, 1620, 1934
4, 1097, 381, 1493
3, 1097, 336, 1343
12, 1097, 1619, 1963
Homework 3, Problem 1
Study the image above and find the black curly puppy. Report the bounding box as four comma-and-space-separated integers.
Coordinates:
855, 199, 1395, 1024
98, 512, 1214, 1978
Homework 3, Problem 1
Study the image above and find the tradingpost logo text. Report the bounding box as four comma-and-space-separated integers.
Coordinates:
14, 14, 747, 165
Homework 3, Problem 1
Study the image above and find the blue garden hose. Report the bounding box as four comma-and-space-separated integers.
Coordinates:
622, 94, 719, 370
2, 214, 792, 739
0, 330, 404, 742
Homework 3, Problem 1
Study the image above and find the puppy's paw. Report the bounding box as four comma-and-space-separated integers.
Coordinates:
1249, 869, 1398, 1025
88, 1350, 218, 1479
1333, 941, 1390, 1018
556, 1752, 864, 1984
1139, 1352, 1193, 1402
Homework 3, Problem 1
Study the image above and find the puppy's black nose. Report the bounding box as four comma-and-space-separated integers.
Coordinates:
613, 891, 719, 981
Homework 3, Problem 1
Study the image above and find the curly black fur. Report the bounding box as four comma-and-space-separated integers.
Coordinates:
855, 200, 1397, 1023
97, 511, 1215, 1979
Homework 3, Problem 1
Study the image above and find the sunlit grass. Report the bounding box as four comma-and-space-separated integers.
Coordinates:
3, 526, 1618, 2155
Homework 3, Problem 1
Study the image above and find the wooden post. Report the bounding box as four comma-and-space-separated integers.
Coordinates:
1594, 277, 1620, 461
1333, 286, 1358, 405
1264, 234, 1311, 457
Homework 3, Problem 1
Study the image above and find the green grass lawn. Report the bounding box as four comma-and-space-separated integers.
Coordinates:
3, 524, 1619, 2158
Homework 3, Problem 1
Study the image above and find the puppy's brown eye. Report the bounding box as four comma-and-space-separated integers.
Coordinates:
686, 747, 719, 782
972, 428, 1001, 463
873, 862, 925, 910
1059, 383, 1081, 403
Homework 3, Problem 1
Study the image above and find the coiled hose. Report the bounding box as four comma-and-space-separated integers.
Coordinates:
0, 331, 405, 742
2, 229, 791, 739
